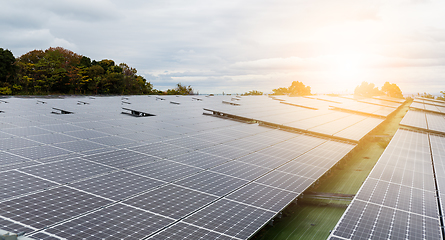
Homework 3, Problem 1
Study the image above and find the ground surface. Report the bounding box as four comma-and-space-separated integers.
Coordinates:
252, 99, 412, 240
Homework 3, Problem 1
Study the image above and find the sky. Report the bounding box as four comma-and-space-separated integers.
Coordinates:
1, 0, 445, 94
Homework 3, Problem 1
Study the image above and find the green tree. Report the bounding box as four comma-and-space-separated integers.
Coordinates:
418, 92, 435, 99
354, 82, 381, 97
288, 81, 311, 96
437, 91, 445, 101
242, 90, 263, 95
271, 87, 288, 95
166, 83, 194, 95
381, 82, 403, 98
0, 48, 17, 86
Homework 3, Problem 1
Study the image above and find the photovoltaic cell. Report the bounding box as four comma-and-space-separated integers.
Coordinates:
255, 171, 313, 193
69, 171, 164, 201
83, 149, 158, 169
126, 159, 202, 182
210, 161, 270, 180
129, 142, 192, 159
0, 217, 35, 236
169, 151, 229, 169
147, 222, 240, 240
236, 153, 288, 169
0, 127, 52, 137
330, 200, 441, 240
88, 135, 137, 146
183, 199, 276, 240
53, 140, 107, 153
63, 129, 109, 139
0, 138, 41, 150
7, 145, 73, 160
0, 151, 30, 166
19, 158, 115, 184
0, 186, 112, 229
124, 184, 218, 219
225, 182, 297, 212
175, 171, 249, 196
0, 170, 57, 200
199, 144, 252, 160
42, 203, 175, 240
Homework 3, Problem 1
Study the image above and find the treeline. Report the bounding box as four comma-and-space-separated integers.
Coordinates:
354, 81, 403, 98
418, 92, 445, 101
0, 47, 194, 95
271, 81, 311, 96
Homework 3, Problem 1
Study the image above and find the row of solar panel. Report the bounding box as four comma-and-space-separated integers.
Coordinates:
400, 109, 445, 134
411, 100, 445, 115
205, 106, 384, 142
329, 129, 444, 239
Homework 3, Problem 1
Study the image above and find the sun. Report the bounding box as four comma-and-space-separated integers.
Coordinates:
330, 54, 365, 91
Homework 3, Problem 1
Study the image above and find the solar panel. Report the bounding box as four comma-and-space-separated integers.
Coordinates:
169, 151, 230, 169
0, 217, 35, 236
0, 186, 112, 229
88, 135, 137, 146
25, 133, 79, 144
53, 140, 107, 153
329, 129, 442, 239
255, 171, 313, 193
35, 203, 175, 240
7, 145, 73, 160
38, 124, 84, 133
0, 127, 52, 137
69, 171, 164, 201
199, 144, 252, 160
182, 199, 276, 239
63, 129, 109, 139
147, 222, 240, 240
0, 137, 41, 150
123, 184, 218, 219
0, 170, 57, 200
426, 113, 445, 133
235, 152, 289, 169
225, 182, 297, 212
175, 171, 249, 196
0, 151, 31, 167
83, 149, 158, 169
126, 159, 202, 182
209, 161, 270, 180
400, 110, 428, 130
129, 142, 192, 159
19, 158, 115, 184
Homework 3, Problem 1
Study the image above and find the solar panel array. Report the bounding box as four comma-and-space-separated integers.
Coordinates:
0, 95, 360, 240
204, 95, 400, 142
401, 108, 445, 135
329, 96, 445, 240
329, 129, 442, 239
411, 98, 445, 114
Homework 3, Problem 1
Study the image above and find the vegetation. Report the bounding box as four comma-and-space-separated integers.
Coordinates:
438, 91, 445, 101
354, 81, 403, 98
165, 83, 195, 95
242, 90, 263, 96
0, 47, 195, 95
418, 91, 445, 101
418, 92, 435, 99
272, 81, 311, 96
